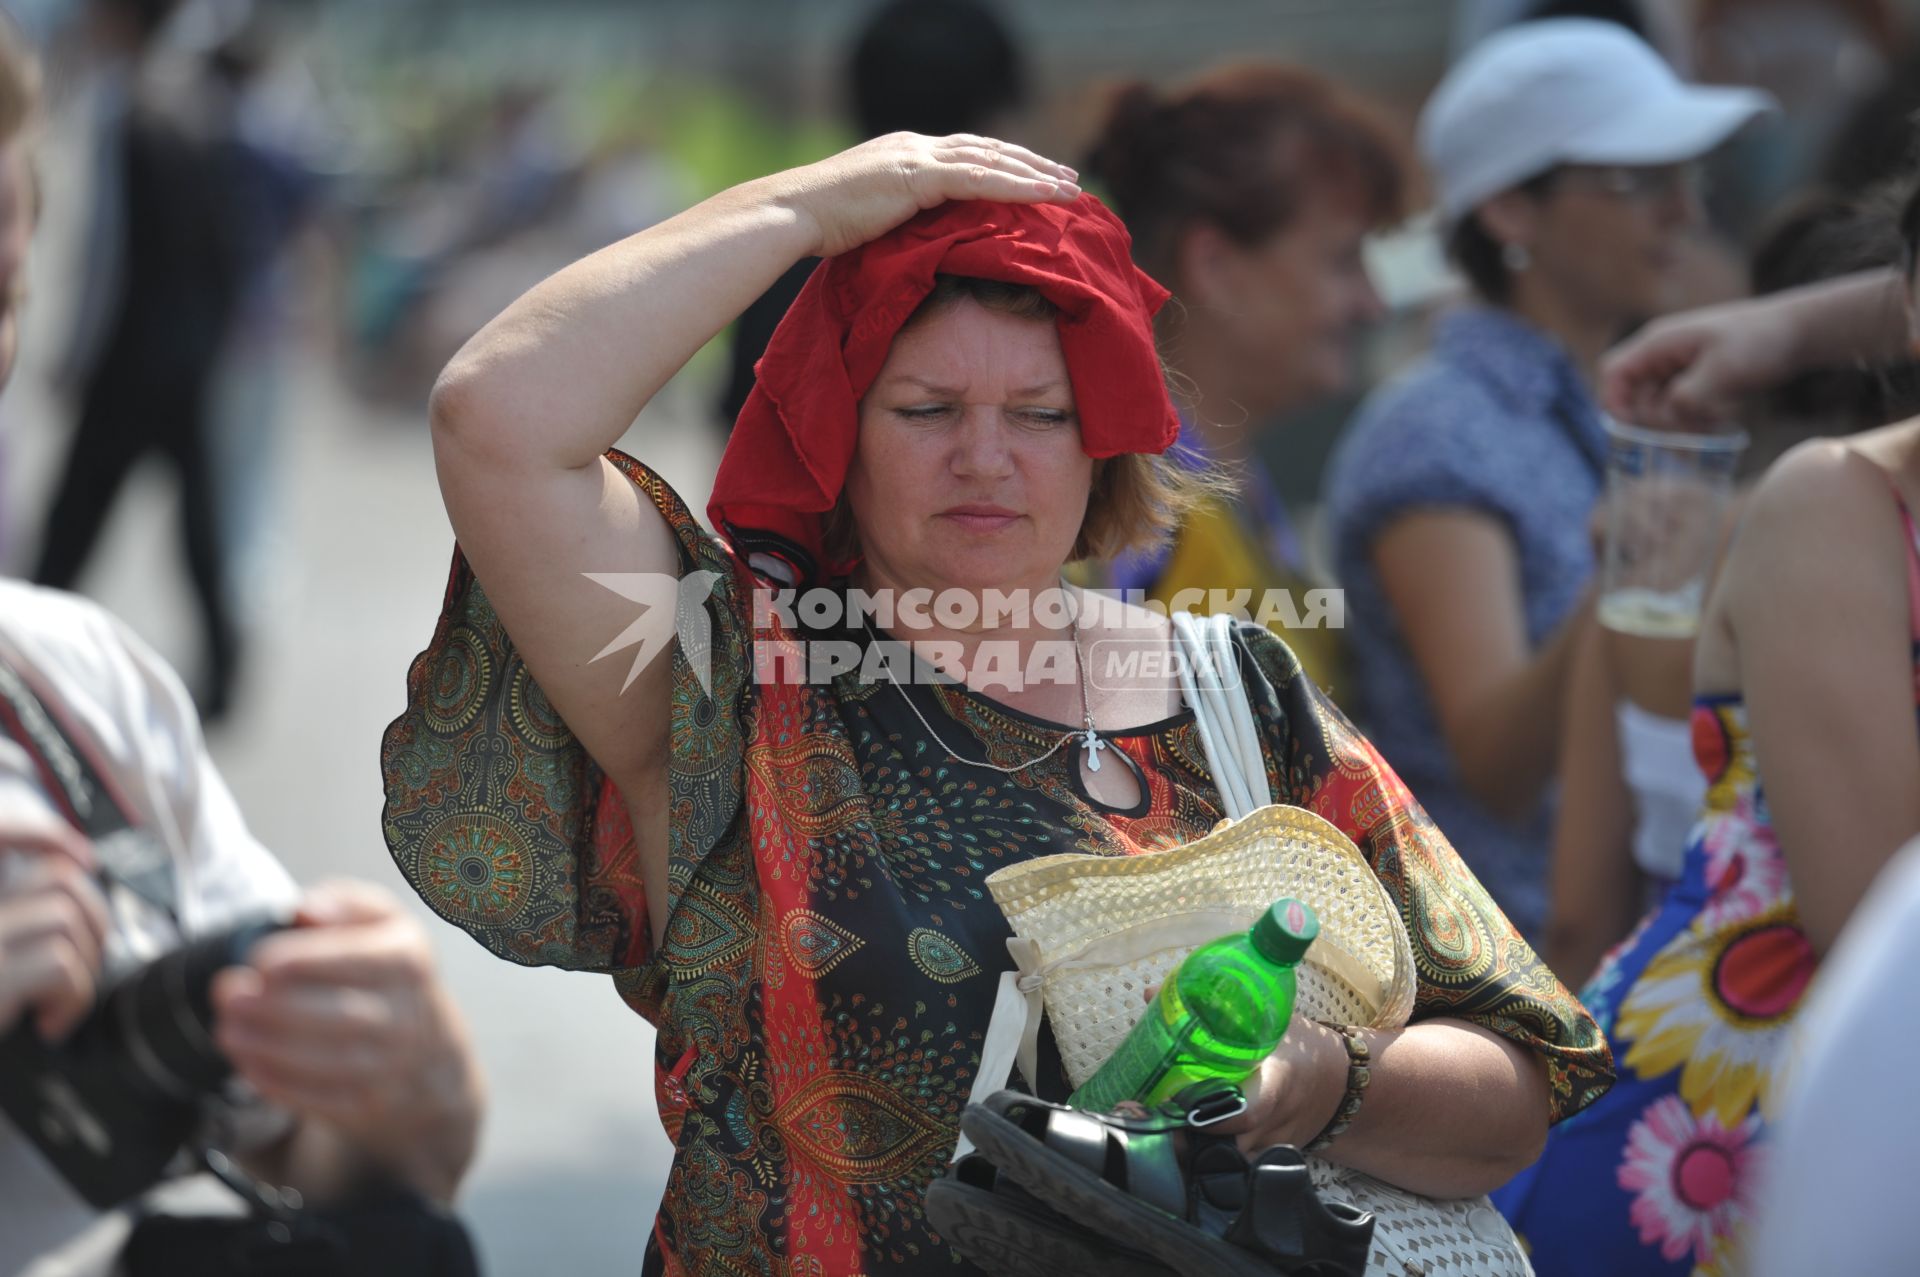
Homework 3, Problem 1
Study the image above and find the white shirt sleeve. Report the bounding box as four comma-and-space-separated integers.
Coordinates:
0, 580, 297, 930
91, 608, 298, 929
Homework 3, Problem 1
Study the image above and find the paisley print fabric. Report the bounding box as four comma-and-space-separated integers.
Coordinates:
381, 451, 1610, 1277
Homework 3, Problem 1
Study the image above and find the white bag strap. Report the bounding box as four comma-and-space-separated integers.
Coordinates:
1172, 612, 1271, 820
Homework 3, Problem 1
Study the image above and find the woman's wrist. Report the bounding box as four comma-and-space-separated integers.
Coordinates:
1240, 1018, 1351, 1152
404, 1011, 485, 1202
751, 168, 831, 261
1303, 1023, 1372, 1154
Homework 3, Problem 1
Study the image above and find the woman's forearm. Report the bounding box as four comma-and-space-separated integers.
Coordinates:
429, 174, 821, 470
1544, 620, 1641, 986
1778, 269, 1910, 374
1374, 511, 1594, 822
1244, 1017, 1551, 1199
1328, 1020, 1550, 1197
1451, 588, 1593, 821
1604, 269, 1911, 434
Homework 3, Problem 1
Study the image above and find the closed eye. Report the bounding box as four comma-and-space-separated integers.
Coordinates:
888, 404, 1076, 428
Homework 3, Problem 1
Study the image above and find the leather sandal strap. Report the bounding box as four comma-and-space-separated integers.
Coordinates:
977, 1088, 1375, 1275
1108, 1123, 1186, 1217
1225, 1146, 1375, 1274
1224, 1147, 1322, 1260
997, 1096, 1190, 1218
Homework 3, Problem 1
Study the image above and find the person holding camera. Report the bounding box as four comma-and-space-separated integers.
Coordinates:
0, 19, 482, 1274
0, 577, 487, 1275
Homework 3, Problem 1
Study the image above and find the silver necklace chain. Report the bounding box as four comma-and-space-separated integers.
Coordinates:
861, 590, 1108, 775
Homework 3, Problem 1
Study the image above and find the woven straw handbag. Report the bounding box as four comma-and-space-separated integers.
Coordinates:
965, 613, 1534, 1277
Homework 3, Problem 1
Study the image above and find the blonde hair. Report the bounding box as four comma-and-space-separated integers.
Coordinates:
827, 274, 1225, 567
0, 17, 42, 217
0, 18, 35, 137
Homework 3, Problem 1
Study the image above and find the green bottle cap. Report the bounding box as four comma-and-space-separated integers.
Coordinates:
1250, 898, 1319, 965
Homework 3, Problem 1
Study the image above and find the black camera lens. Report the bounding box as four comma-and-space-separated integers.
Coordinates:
99, 917, 289, 1101
0, 914, 290, 1207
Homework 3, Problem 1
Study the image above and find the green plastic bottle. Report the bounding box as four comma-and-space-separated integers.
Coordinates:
1069, 898, 1319, 1112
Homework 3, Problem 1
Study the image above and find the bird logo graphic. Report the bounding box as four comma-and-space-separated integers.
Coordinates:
583, 570, 722, 697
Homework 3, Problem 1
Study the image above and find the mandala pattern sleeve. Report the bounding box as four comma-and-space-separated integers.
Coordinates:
378, 449, 752, 1013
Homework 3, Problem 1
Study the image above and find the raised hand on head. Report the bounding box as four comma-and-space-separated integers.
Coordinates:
782, 131, 1081, 259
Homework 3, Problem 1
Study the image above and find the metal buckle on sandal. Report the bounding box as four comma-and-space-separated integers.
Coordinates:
1182, 1087, 1247, 1129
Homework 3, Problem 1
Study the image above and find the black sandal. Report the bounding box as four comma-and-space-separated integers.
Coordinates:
926, 1150, 1176, 1277
954, 1086, 1374, 1277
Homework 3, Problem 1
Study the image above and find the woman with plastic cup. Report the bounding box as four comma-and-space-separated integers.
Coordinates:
1323, 20, 1771, 942
1491, 178, 1920, 1276
1543, 193, 1920, 986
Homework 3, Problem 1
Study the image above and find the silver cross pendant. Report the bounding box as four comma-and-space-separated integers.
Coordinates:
1080, 728, 1108, 772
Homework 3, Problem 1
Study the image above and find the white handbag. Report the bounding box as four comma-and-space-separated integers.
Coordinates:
968, 613, 1535, 1277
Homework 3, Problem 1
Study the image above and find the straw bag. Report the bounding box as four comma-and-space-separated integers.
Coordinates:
966, 613, 1534, 1277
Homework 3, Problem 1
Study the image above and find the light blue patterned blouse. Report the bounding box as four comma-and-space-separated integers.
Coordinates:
1324, 305, 1607, 941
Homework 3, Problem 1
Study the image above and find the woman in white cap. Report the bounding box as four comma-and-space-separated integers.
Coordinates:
1322, 19, 1770, 942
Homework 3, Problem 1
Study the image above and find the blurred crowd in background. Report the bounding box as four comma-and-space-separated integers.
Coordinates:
5, 0, 1920, 1272
4, 0, 1917, 718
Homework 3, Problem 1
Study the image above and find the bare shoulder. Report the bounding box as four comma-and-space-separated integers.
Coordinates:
1739, 436, 1900, 544
1845, 416, 1920, 486
1721, 434, 1908, 617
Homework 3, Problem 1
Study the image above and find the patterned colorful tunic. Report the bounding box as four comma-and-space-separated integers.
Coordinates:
1492, 497, 1920, 1275
380, 453, 1612, 1277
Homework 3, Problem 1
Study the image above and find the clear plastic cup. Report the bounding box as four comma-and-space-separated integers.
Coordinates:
1596, 420, 1748, 639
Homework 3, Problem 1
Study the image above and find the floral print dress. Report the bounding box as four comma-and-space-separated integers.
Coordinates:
1493, 494, 1920, 1276
381, 453, 1611, 1277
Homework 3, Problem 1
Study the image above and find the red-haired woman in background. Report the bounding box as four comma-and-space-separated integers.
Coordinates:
1083, 63, 1410, 694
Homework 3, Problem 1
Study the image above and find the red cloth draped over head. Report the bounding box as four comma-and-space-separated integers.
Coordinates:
706, 193, 1179, 583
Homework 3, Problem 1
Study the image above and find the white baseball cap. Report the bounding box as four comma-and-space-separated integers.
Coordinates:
1420, 18, 1775, 224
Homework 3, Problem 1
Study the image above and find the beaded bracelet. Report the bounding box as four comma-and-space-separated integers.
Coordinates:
1303, 1022, 1370, 1154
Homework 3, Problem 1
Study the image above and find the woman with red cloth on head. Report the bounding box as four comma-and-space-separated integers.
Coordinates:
380, 135, 1608, 1275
